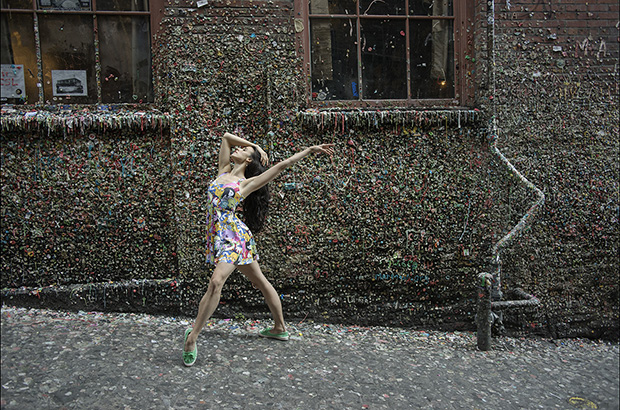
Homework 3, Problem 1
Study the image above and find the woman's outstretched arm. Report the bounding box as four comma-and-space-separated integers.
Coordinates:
239, 144, 335, 197
219, 132, 268, 174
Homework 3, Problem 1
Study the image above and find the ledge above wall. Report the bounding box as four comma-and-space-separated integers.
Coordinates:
298, 108, 485, 131
0, 106, 172, 136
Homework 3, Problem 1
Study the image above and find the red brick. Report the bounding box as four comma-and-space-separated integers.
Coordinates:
567, 4, 588, 12
540, 20, 566, 29
587, 4, 611, 12
554, 11, 580, 20
566, 20, 590, 28
593, 11, 620, 20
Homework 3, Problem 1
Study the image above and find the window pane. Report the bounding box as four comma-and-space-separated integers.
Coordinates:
1, 0, 33, 9
361, 19, 406, 99
309, 0, 356, 15
410, 19, 454, 99
410, 0, 452, 16
37, 0, 91, 11
97, 0, 148, 11
1, 13, 38, 103
360, 0, 405, 15
40, 15, 97, 103
310, 18, 358, 101
99, 15, 153, 103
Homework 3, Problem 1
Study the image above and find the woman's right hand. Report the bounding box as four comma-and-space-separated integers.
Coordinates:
255, 145, 269, 166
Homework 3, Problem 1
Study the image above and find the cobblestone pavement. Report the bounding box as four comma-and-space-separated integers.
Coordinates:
1, 305, 618, 410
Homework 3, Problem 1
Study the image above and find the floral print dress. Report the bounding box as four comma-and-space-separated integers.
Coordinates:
205, 174, 258, 265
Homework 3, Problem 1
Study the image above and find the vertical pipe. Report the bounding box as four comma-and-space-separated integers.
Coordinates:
477, 273, 492, 351
487, 0, 496, 123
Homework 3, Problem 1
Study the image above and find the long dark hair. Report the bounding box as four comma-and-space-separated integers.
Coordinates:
243, 148, 270, 233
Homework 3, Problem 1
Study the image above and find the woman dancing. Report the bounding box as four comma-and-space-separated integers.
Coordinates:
183, 132, 334, 366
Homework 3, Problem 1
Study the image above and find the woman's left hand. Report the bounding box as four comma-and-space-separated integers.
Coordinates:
309, 144, 335, 156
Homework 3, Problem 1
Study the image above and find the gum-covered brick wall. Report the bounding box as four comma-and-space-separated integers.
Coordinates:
154, 0, 307, 316
158, 0, 618, 337
216, 123, 537, 328
473, 0, 619, 338
1, 0, 617, 339
1, 113, 178, 312
155, 0, 533, 330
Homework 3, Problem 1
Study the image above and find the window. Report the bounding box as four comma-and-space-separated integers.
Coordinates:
1, 0, 163, 105
299, 0, 473, 107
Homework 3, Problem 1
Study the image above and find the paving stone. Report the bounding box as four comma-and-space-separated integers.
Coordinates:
1, 306, 618, 409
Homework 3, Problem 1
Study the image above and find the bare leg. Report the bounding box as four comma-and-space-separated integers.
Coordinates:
237, 261, 286, 333
184, 262, 236, 352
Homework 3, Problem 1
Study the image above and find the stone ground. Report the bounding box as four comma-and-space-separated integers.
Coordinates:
1, 305, 618, 410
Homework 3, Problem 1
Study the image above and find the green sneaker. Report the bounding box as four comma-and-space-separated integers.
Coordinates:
183, 328, 197, 367
259, 328, 290, 341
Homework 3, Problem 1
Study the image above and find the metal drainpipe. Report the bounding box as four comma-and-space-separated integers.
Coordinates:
476, 0, 545, 350
477, 273, 493, 351
492, 289, 541, 308
477, 0, 499, 352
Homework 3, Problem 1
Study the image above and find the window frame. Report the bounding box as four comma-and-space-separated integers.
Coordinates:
0, 0, 164, 105
295, 0, 475, 108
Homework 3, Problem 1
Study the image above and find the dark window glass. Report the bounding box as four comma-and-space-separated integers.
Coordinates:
310, 18, 358, 101
1, 13, 38, 103
0, 0, 32, 8
361, 18, 406, 99
410, 0, 452, 17
360, 0, 405, 16
1, 0, 158, 106
97, 0, 148, 12
409, 19, 454, 99
309, 0, 356, 15
39, 14, 97, 103
99, 15, 153, 103
304, 0, 462, 104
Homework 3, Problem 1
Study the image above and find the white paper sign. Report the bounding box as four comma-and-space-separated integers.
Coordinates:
52, 70, 88, 96
1, 64, 27, 101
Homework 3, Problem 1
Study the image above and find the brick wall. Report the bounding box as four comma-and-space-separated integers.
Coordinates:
475, 0, 619, 338
2, 0, 617, 340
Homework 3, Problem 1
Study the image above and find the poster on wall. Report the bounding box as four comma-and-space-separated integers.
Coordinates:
1, 65, 26, 101
52, 70, 88, 96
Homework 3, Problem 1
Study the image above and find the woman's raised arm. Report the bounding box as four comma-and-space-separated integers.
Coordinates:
239, 144, 335, 197
219, 132, 268, 174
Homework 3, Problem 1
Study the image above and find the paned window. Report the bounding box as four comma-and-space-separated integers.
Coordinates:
299, 0, 473, 107
1, 0, 163, 105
